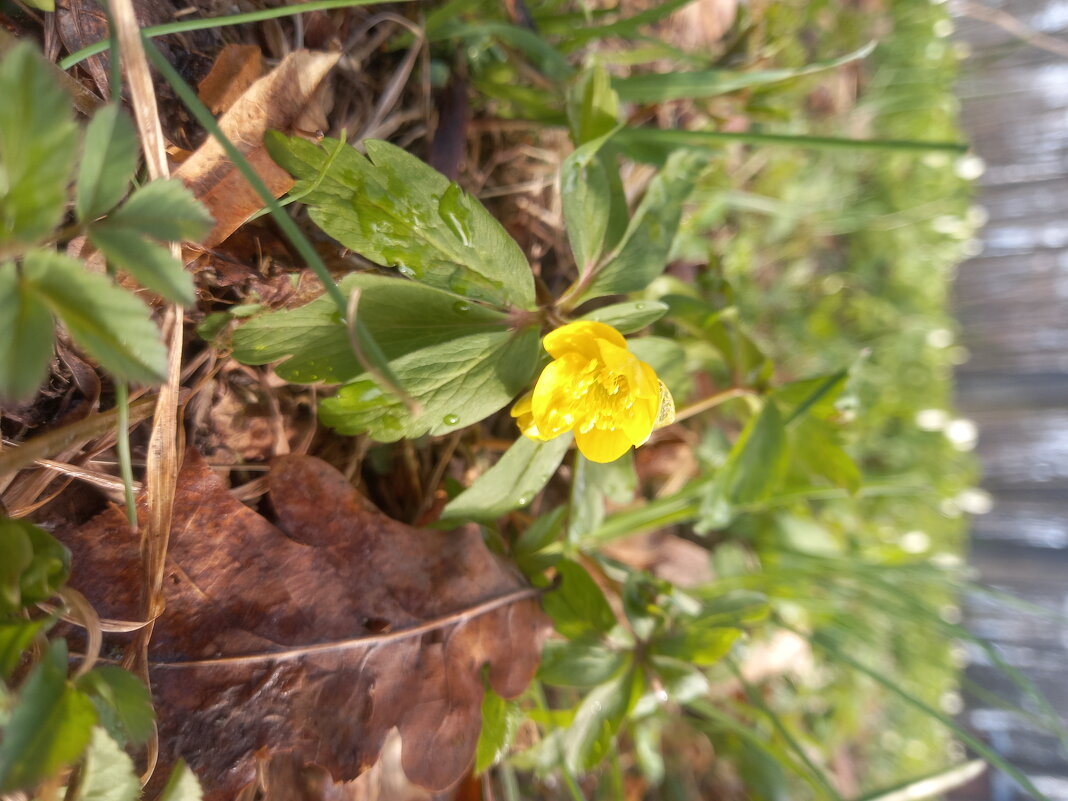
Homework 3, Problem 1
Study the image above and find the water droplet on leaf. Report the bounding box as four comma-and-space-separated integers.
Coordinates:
443, 413, 460, 425
453, 301, 471, 314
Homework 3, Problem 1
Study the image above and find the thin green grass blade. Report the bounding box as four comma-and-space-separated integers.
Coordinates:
141, 39, 410, 406
796, 623, 1051, 801
853, 760, 985, 801
724, 657, 843, 801
686, 696, 831, 796
113, 382, 137, 529
615, 127, 968, 154
60, 0, 413, 69
558, 0, 701, 48
612, 42, 876, 103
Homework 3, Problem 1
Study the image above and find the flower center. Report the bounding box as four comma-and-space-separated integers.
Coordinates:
572, 360, 636, 433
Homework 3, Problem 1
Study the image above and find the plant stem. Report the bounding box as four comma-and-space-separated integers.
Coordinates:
113, 382, 138, 530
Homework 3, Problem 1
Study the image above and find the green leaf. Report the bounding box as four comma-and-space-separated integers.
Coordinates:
76, 104, 138, 222
0, 262, 56, 400
234, 273, 510, 383
157, 760, 203, 801
0, 640, 97, 793
563, 663, 641, 773
568, 453, 636, 543
22, 0, 55, 10
75, 667, 155, 747
514, 506, 567, 561
265, 134, 535, 309
106, 179, 214, 243
0, 517, 71, 612
654, 626, 740, 666
319, 324, 540, 441
538, 637, 627, 687
541, 559, 617, 640
774, 370, 849, 423
22, 251, 168, 385
561, 131, 615, 273
566, 65, 620, 145
474, 689, 521, 773
78, 727, 140, 801
695, 591, 769, 627
611, 43, 876, 103
440, 434, 572, 523
0, 43, 79, 247
580, 150, 704, 302
580, 300, 668, 333
0, 517, 33, 611
89, 227, 195, 306
0, 619, 50, 680
790, 418, 861, 493
696, 401, 787, 533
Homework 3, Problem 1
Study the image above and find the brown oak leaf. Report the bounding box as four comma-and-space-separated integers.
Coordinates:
59, 449, 548, 799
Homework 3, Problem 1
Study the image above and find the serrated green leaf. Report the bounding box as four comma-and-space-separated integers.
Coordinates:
76, 104, 138, 222
23, 251, 167, 385
791, 418, 861, 493
89, 226, 195, 305
0, 262, 56, 400
265, 134, 535, 309
611, 43, 876, 103
538, 638, 627, 687
580, 300, 668, 333
75, 667, 155, 747
106, 179, 214, 243
0, 43, 78, 247
158, 760, 202, 801
233, 273, 510, 384
0, 619, 50, 680
78, 727, 140, 801
542, 559, 617, 640
563, 663, 641, 773
441, 435, 571, 523
580, 150, 704, 302
0, 640, 97, 793
474, 689, 521, 773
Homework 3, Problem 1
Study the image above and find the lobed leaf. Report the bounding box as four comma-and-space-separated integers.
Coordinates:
78, 728, 140, 801
265, 134, 535, 310
76, 666, 155, 747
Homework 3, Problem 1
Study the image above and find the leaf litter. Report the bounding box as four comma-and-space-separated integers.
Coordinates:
55, 449, 549, 798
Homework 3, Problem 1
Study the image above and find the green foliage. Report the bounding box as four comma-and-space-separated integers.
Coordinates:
0, 43, 212, 402
264, 133, 535, 309
0, 640, 97, 792
76, 666, 155, 747
0, 517, 70, 613
77, 728, 141, 801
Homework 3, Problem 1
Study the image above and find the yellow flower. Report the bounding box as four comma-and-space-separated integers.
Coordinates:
511, 320, 674, 463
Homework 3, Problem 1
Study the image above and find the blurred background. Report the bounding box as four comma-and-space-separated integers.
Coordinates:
952, 1, 1068, 798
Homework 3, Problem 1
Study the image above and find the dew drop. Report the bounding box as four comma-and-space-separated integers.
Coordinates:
443, 413, 460, 425
517, 494, 532, 507
453, 301, 471, 314
635, 302, 646, 310
397, 264, 416, 279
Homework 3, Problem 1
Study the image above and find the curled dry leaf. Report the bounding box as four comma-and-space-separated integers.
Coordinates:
197, 44, 264, 115
175, 49, 341, 247
57, 449, 549, 799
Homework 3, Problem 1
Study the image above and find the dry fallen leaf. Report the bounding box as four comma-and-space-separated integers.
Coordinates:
59, 449, 548, 800
197, 44, 265, 115
176, 49, 341, 247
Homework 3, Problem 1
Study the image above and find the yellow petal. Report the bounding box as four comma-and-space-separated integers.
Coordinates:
543, 320, 627, 359
653, 380, 676, 430
511, 392, 544, 439
575, 426, 633, 463
531, 353, 584, 437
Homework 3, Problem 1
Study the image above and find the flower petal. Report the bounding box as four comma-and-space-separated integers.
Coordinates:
543, 320, 627, 359
575, 426, 633, 463
531, 352, 585, 437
